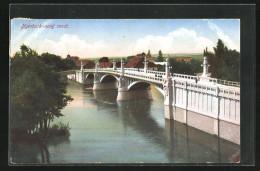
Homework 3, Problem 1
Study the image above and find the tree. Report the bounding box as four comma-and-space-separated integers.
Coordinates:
60, 58, 79, 71
204, 39, 240, 81
157, 50, 163, 62
147, 50, 151, 57
137, 52, 146, 56
40, 53, 78, 71
10, 45, 73, 135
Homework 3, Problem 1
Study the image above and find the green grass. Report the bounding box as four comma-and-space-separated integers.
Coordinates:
168, 54, 204, 60
81, 54, 204, 62
151, 54, 204, 62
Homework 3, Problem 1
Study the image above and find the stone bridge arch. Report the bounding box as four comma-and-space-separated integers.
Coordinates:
100, 74, 119, 83
126, 81, 165, 98
93, 74, 119, 90
85, 73, 95, 84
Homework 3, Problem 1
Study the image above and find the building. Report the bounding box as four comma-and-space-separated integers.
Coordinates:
172, 57, 193, 62
99, 61, 113, 68
67, 54, 80, 61
67, 54, 95, 69
76, 60, 95, 69
98, 57, 112, 68
125, 54, 158, 70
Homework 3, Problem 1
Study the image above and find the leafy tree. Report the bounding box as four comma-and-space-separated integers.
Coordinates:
10, 45, 73, 135
60, 58, 79, 71
40, 53, 78, 71
137, 52, 146, 56
168, 58, 202, 75
157, 50, 163, 62
205, 39, 240, 81
99, 57, 109, 62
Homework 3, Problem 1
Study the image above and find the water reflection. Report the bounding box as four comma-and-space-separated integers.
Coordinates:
85, 83, 240, 163
10, 132, 70, 164
43, 81, 240, 163
117, 100, 167, 150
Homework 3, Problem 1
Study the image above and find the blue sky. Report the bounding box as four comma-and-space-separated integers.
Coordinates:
10, 19, 240, 58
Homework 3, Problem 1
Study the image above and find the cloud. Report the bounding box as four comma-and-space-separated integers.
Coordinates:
24, 20, 52, 45
205, 19, 240, 51
130, 28, 215, 54
38, 34, 114, 58
10, 20, 53, 56
12, 27, 220, 58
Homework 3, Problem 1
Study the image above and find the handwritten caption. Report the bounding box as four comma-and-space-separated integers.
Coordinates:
21, 24, 69, 29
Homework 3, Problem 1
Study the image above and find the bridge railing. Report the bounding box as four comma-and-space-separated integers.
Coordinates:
172, 73, 197, 80
124, 68, 166, 76
82, 69, 240, 87
208, 78, 240, 87
124, 71, 164, 83
146, 70, 166, 76
124, 68, 144, 72
92, 68, 164, 83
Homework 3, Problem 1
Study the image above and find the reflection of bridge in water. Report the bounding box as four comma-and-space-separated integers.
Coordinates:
67, 57, 240, 145
85, 86, 239, 163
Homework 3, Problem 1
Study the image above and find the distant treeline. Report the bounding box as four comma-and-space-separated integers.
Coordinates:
155, 39, 240, 82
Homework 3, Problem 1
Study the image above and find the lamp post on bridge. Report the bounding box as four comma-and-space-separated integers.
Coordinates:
80, 61, 83, 71
95, 60, 99, 73
201, 56, 210, 77
113, 59, 116, 70
169, 65, 173, 77
165, 58, 170, 78
121, 57, 125, 76
143, 56, 148, 73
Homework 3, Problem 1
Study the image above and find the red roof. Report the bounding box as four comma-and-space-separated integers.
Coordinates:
125, 55, 158, 68
99, 62, 113, 68
76, 60, 95, 69
172, 57, 192, 61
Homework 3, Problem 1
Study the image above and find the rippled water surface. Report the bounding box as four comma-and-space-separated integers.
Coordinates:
32, 81, 240, 164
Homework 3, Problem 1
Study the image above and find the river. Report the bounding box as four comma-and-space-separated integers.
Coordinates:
11, 80, 240, 164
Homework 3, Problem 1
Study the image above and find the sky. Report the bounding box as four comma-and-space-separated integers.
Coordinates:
10, 19, 240, 58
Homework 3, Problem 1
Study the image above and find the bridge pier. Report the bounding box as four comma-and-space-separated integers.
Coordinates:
116, 58, 152, 101
164, 78, 173, 119
93, 73, 118, 90
164, 58, 174, 119
117, 76, 152, 100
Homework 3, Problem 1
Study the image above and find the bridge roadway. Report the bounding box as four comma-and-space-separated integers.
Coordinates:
84, 68, 166, 88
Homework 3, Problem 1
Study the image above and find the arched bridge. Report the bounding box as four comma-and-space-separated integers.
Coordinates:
68, 57, 241, 145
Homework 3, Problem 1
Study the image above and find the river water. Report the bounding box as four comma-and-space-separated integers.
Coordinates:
16, 80, 236, 164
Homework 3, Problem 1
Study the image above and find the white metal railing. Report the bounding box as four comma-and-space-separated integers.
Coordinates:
173, 73, 197, 80
208, 78, 240, 87
124, 68, 144, 73
83, 68, 164, 83
81, 68, 240, 87
124, 71, 164, 83
147, 70, 166, 76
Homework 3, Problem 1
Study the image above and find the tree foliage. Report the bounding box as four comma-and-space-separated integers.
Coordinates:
169, 58, 202, 75
205, 39, 240, 81
39, 52, 78, 71
147, 50, 151, 57
137, 52, 146, 56
10, 45, 73, 136
157, 50, 163, 62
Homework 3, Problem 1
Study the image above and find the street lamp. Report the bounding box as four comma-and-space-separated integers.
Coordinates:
169, 65, 173, 76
